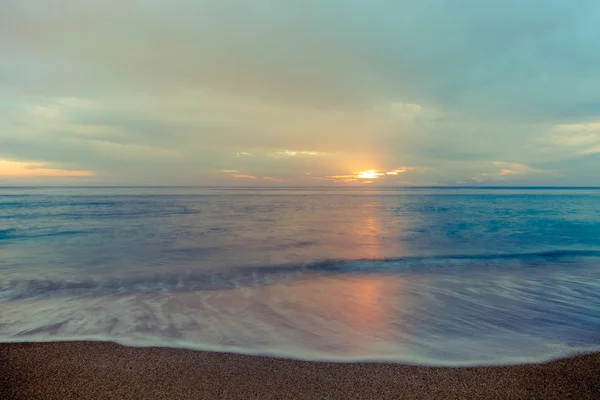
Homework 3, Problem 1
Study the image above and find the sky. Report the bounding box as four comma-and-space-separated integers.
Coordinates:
1, 0, 600, 186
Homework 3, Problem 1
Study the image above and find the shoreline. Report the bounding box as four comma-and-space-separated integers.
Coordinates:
2, 341, 600, 399
3, 337, 596, 367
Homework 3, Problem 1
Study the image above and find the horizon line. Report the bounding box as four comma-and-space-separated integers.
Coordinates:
2, 185, 600, 190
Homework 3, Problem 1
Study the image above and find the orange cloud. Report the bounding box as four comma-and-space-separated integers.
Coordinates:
491, 162, 555, 176
0, 159, 94, 178
231, 174, 258, 179
261, 176, 287, 182
231, 174, 287, 182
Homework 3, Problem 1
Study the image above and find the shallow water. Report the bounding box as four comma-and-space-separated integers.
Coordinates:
1, 187, 600, 365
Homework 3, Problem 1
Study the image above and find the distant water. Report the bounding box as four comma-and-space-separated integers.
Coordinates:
1, 187, 600, 365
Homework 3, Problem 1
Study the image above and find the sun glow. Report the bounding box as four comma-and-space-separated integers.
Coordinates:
357, 170, 385, 180
0, 159, 94, 178
321, 166, 416, 184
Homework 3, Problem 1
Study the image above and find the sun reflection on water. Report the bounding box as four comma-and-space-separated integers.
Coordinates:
263, 202, 409, 355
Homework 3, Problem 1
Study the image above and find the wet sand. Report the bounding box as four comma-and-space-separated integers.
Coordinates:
1, 341, 599, 400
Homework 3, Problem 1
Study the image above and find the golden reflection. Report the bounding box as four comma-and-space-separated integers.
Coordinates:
270, 274, 406, 356
293, 203, 406, 354
252, 199, 410, 356
344, 207, 388, 339
362, 215, 379, 258
345, 276, 398, 336
335, 202, 407, 352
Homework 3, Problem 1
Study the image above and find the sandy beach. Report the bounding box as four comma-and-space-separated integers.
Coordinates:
1, 342, 598, 400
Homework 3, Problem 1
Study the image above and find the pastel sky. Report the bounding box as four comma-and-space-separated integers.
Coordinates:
2, 1, 600, 186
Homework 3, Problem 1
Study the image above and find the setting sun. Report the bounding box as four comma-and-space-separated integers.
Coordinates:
322, 167, 415, 184
357, 170, 385, 180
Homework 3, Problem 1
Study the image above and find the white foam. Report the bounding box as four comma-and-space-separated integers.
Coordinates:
2, 269, 600, 367
2, 334, 599, 367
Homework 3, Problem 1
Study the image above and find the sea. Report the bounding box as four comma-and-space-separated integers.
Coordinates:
1, 186, 600, 366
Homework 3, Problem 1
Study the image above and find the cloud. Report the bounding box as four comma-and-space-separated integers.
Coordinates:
490, 161, 557, 176
445, 161, 563, 185
269, 150, 326, 157
550, 121, 600, 156
0, 158, 94, 179
231, 174, 258, 180
230, 174, 287, 183
581, 146, 600, 155
4, 1, 600, 118
552, 133, 600, 147
261, 176, 287, 183
27, 105, 61, 119
556, 122, 600, 133
2, 1, 600, 185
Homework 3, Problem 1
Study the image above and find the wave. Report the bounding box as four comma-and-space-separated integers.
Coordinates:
2, 249, 600, 367
0, 228, 18, 239
2, 249, 599, 300
0, 208, 201, 220
0, 228, 90, 241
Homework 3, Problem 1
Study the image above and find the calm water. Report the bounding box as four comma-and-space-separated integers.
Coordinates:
1, 187, 600, 365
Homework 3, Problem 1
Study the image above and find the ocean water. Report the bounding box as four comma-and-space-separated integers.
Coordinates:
1, 186, 600, 366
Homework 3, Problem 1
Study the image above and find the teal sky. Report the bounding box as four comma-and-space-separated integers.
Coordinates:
1, 1, 600, 186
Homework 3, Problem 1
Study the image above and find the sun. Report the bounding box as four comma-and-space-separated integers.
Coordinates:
323, 167, 414, 184
356, 170, 385, 180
